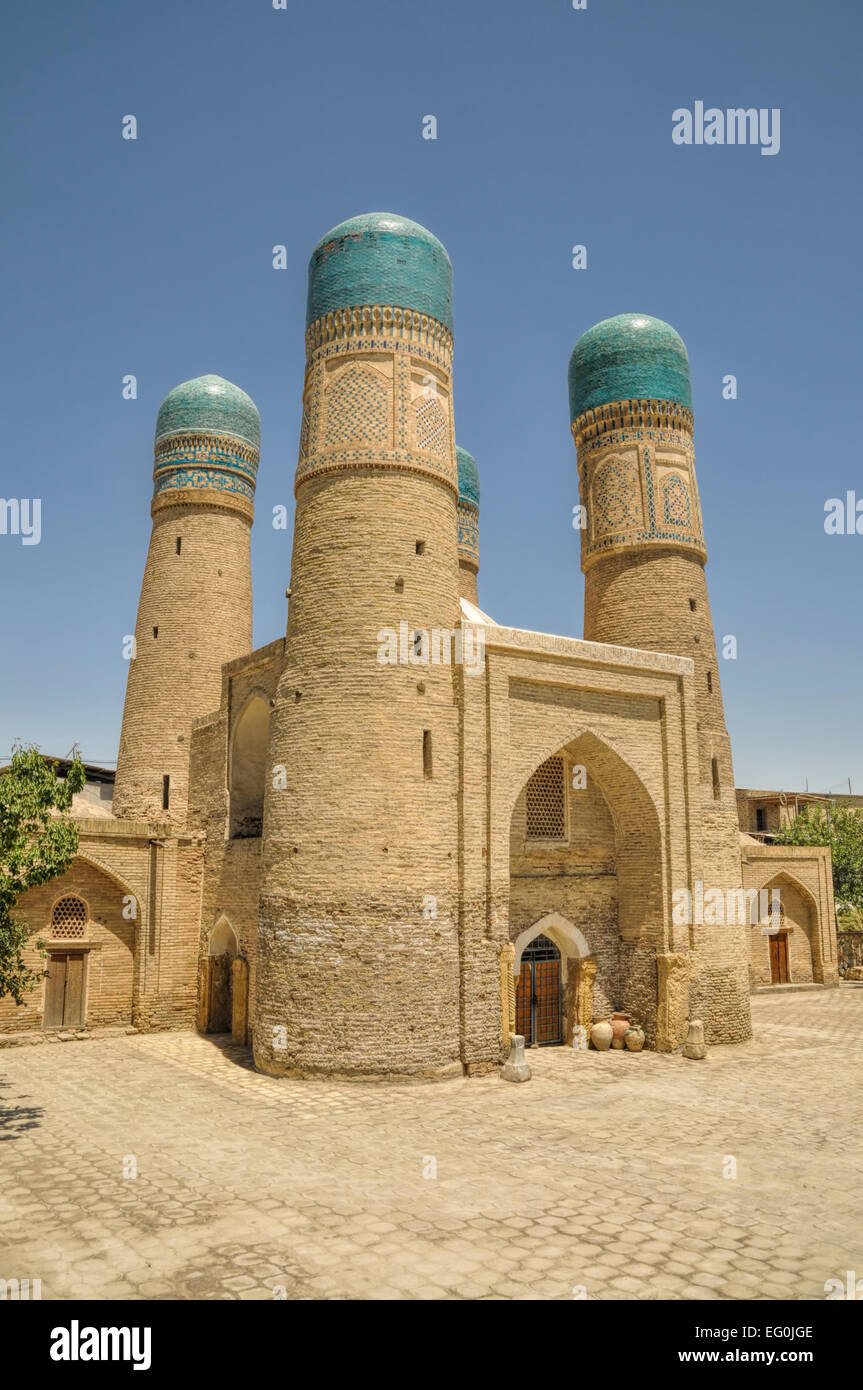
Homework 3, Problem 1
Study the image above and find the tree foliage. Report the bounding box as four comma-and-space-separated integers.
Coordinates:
771, 804, 863, 911
0, 745, 86, 1003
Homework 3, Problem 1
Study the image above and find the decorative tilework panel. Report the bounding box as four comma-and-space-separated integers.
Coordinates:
153, 468, 255, 500
457, 499, 479, 560
325, 367, 390, 447
662, 473, 692, 527
590, 456, 641, 537
415, 396, 449, 459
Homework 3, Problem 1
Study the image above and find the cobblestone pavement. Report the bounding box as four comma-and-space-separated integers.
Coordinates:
1, 988, 861, 1301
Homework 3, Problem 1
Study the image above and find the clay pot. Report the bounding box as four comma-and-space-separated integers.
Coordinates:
610, 1011, 630, 1049
624, 1026, 645, 1052
590, 1019, 613, 1051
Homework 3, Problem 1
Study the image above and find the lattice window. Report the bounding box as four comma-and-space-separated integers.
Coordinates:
414, 396, 449, 459
325, 367, 389, 446
50, 895, 87, 939
299, 406, 310, 459
525, 757, 566, 840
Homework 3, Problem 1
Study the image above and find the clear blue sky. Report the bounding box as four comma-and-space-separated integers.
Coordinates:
1, 0, 860, 792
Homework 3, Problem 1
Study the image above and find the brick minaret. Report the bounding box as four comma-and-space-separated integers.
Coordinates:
113, 375, 258, 824
456, 445, 480, 605
569, 314, 751, 1044
256, 213, 463, 1078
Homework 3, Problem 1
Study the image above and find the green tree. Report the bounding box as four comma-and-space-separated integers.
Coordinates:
0, 745, 86, 1003
772, 804, 863, 910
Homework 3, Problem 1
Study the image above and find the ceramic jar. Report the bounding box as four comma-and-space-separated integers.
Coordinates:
610, 1010, 630, 1048
624, 1025, 645, 1052
590, 1019, 613, 1051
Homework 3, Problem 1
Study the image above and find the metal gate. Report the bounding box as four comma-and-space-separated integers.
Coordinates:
515, 934, 562, 1046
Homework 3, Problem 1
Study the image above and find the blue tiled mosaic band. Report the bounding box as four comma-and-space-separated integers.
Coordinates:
456, 446, 480, 508
458, 498, 479, 565
153, 467, 255, 502
569, 314, 692, 420
307, 213, 453, 333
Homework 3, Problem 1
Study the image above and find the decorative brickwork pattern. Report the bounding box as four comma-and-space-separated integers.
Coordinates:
662, 473, 691, 527
326, 366, 390, 446
294, 313, 458, 496
152, 431, 259, 509
415, 395, 449, 458
591, 456, 641, 536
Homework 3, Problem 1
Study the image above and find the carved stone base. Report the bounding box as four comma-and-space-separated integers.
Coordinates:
501, 1034, 531, 1083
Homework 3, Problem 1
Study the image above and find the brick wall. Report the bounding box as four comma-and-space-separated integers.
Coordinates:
1, 856, 136, 1033
113, 497, 253, 825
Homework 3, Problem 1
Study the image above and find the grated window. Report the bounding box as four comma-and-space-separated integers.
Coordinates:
525, 756, 566, 840
51, 895, 86, 939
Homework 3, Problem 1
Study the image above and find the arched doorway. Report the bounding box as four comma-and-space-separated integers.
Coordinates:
507, 731, 664, 1046
515, 934, 562, 1046
204, 918, 238, 1033
759, 874, 818, 985
229, 694, 270, 838
44, 895, 89, 1029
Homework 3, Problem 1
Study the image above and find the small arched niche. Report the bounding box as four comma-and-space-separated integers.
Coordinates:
208, 917, 239, 958
229, 694, 270, 839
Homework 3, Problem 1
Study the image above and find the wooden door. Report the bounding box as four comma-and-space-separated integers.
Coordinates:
43, 953, 85, 1028
769, 932, 789, 985
207, 953, 233, 1032
534, 958, 561, 1043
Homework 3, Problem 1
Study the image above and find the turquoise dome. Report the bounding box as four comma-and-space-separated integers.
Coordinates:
568, 314, 692, 420
456, 446, 479, 507
155, 375, 260, 451
306, 213, 453, 331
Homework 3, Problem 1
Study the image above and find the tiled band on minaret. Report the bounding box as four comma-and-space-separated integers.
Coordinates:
255, 214, 464, 1078
456, 445, 480, 605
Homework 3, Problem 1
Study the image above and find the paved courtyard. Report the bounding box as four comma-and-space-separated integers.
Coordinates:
1, 989, 861, 1301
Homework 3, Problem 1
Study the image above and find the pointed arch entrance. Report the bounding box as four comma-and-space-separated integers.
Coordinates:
202, 917, 238, 1034
197, 917, 250, 1043
755, 872, 820, 985
508, 731, 663, 1046
515, 935, 562, 1045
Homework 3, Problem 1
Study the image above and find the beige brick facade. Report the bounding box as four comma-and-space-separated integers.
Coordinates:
3, 220, 840, 1072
